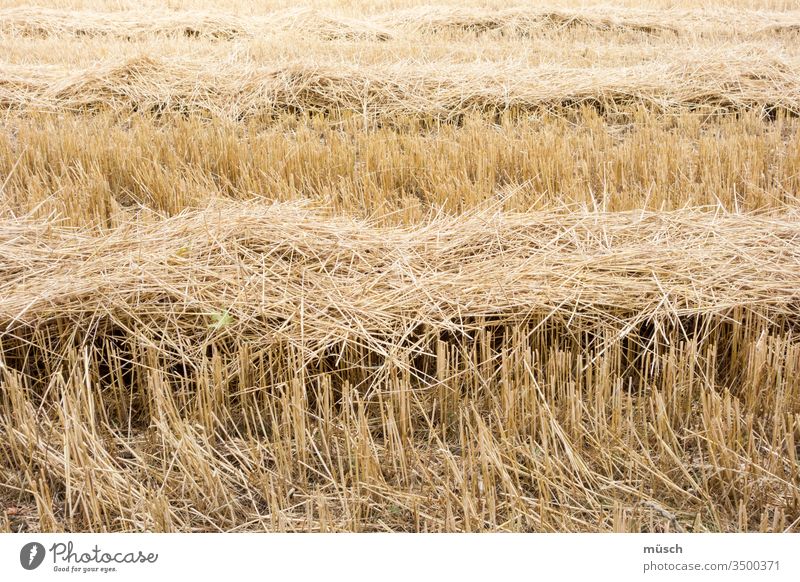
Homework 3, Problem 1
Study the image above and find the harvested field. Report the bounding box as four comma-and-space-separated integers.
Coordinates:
4, 111, 800, 225
1, 0, 799, 533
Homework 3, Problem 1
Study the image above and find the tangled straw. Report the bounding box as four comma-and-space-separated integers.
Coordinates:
1, 51, 799, 120
2, 202, 800, 376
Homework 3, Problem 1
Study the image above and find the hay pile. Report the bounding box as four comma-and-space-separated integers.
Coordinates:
375, 6, 682, 35
377, 5, 800, 36
0, 7, 393, 41
1, 52, 798, 119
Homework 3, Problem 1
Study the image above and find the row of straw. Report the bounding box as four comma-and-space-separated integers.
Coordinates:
2, 202, 800, 373
2, 6, 800, 40
1, 52, 799, 119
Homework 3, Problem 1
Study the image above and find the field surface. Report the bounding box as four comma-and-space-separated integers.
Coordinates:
1, 0, 799, 533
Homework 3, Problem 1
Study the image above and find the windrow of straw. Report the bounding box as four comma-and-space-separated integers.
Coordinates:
0, 7, 393, 41
1, 53, 799, 120
3, 202, 800, 373
2, 6, 800, 40
372, 5, 799, 36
